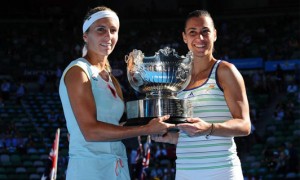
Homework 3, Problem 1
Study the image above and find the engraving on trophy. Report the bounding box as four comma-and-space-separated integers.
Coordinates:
124, 47, 193, 126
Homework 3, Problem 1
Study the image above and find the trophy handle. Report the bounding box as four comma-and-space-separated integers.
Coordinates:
176, 65, 188, 81
124, 55, 129, 63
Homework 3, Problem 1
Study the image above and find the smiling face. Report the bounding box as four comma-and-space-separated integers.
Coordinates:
83, 17, 119, 57
182, 16, 217, 59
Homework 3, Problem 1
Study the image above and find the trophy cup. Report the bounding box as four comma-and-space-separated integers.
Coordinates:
124, 47, 193, 126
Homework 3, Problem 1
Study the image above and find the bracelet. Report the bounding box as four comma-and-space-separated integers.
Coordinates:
205, 123, 214, 139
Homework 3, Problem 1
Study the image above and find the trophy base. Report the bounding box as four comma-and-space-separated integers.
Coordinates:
124, 98, 193, 127
124, 116, 188, 126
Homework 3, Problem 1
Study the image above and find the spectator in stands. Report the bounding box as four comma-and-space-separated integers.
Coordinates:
0, 96, 4, 107
284, 101, 295, 123
162, 163, 176, 180
128, 147, 138, 178
55, 66, 62, 90
251, 71, 262, 93
275, 64, 285, 92
154, 144, 167, 160
294, 64, 300, 85
286, 81, 298, 94
150, 162, 164, 179
47, 110, 58, 122
152, 10, 251, 179
38, 72, 47, 92
275, 144, 289, 174
15, 82, 26, 105
56, 110, 66, 126
58, 6, 174, 180
274, 103, 285, 121
0, 135, 5, 153
1, 79, 11, 101
297, 91, 300, 104
262, 145, 278, 172
286, 142, 299, 173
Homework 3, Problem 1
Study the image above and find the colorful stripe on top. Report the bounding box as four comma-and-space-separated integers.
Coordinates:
176, 60, 241, 170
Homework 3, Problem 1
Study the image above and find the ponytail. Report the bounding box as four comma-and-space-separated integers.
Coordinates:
105, 59, 124, 100
82, 44, 87, 57
111, 74, 124, 100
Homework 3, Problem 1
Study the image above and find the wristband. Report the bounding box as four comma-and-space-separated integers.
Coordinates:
205, 123, 214, 139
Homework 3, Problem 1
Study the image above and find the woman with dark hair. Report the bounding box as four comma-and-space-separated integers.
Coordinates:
152, 10, 251, 179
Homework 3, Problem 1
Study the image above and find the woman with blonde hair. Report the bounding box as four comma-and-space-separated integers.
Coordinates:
59, 6, 174, 180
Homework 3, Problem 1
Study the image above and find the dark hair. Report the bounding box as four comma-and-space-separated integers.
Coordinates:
184, 10, 215, 31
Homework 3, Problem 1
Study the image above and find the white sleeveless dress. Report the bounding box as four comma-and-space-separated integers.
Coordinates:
59, 58, 130, 180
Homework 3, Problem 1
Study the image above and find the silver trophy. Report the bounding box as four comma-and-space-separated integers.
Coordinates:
124, 47, 193, 126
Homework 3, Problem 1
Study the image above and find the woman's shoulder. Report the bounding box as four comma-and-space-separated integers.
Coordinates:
68, 57, 89, 66
217, 60, 238, 73
217, 60, 242, 81
63, 58, 90, 71
61, 58, 91, 77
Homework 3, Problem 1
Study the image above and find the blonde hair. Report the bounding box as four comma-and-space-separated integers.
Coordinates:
82, 6, 123, 100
